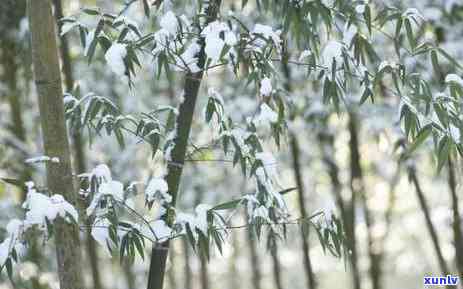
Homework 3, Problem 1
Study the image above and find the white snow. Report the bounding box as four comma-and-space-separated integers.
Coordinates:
160, 11, 178, 36
445, 74, 463, 87
251, 24, 282, 50
194, 204, 211, 234
150, 220, 172, 240
152, 28, 171, 55
402, 8, 424, 21
87, 180, 125, 216
202, 21, 237, 63
260, 77, 273, 96
145, 177, 171, 205
105, 43, 127, 76
257, 103, 278, 124
343, 24, 358, 45
25, 156, 60, 164
6, 219, 23, 237
321, 40, 344, 68
91, 218, 113, 255
92, 164, 112, 182
99, 181, 124, 200
23, 187, 78, 229
253, 205, 270, 221
60, 22, 79, 36
0, 240, 10, 266
230, 128, 250, 155
63, 94, 77, 105
450, 124, 461, 143
208, 87, 224, 104
176, 204, 218, 240
299, 49, 312, 62
256, 152, 277, 178
114, 15, 139, 32
176, 42, 201, 73
355, 4, 365, 14
205, 36, 225, 63
84, 29, 96, 56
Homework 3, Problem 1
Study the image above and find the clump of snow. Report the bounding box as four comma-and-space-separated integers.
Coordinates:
84, 29, 96, 56
208, 87, 224, 104
152, 28, 171, 55
445, 74, 463, 87
7, 219, 23, 238
257, 103, 278, 124
343, 24, 358, 45
450, 124, 461, 143
25, 156, 60, 164
355, 4, 366, 14
260, 77, 273, 97
194, 204, 211, 234
91, 218, 113, 255
114, 15, 139, 32
160, 11, 179, 35
150, 220, 173, 240
92, 164, 112, 182
402, 8, 424, 21
176, 204, 223, 241
87, 180, 125, 216
99, 181, 124, 200
228, 128, 251, 155
256, 152, 277, 177
205, 36, 225, 63
63, 94, 78, 105
251, 24, 282, 50
23, 184, 78, 228
321, 40, 344, 68
0, 235, 24, 267
202, 21, 237, 63
145, 177, 171, 205
176, 42, 201, 73
299, 49, 312, 62
60, 21, 79, 36
105, 43, 127, 76
253, 205, 270, 221
163, 125, 178, 161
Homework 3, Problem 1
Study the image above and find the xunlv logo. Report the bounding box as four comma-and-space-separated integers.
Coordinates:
424, 275, 459, 286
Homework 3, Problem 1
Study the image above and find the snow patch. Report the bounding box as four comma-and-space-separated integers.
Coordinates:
145, 177, 171, 205
257, 103, 278, 124
105, 43, 127, 76
25, 156, 60, 164
160, 11, 178, 35
260, 77, 273, 97
23, 185, 78, 229
445, 74, 463, 87
321, 40, 344, 68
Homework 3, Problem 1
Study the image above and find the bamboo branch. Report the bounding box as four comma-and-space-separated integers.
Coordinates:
146, 2, 222, 289
408, 165, 449, 276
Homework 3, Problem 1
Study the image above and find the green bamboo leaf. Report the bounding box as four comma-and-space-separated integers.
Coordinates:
82, 8, 100, 15
408, 124, 432, 154
404, 18, 415, 50
212, 199, 242, 211
430, 49, 440, 75
142, 0, 150, 17
437, 136, 452, 173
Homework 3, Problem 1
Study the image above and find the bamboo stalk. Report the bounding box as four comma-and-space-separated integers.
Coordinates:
146, 2, 222, 289
27, 1, 83, 288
